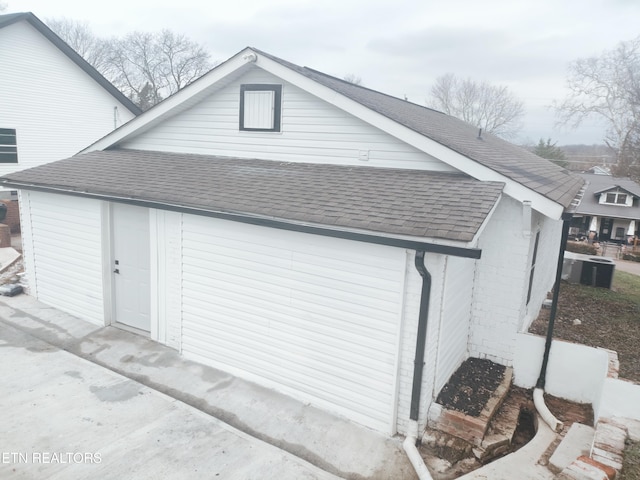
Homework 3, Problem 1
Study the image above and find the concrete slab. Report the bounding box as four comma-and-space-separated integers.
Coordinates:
0, 321, 341, 480
599, 378, 640, 421
0, 295, 416, 480
548, 423, 595, 473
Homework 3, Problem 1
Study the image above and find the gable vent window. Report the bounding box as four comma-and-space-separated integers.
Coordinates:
0, 128, 18, 163
239, 84, 282, 132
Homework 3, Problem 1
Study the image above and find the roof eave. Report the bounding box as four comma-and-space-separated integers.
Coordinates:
4, 179, 482, 259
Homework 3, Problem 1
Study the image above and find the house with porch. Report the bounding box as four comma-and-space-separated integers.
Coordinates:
0, 47, 584, 437
571, 173, 640, 244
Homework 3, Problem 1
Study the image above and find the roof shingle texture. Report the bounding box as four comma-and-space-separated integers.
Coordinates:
254, 48, 584, 209
1, 150, 504, 242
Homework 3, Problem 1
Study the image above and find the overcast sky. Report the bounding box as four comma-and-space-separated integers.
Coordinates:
5, 0, 640, 145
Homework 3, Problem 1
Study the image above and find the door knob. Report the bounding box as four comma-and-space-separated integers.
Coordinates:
113, 268, 120, 274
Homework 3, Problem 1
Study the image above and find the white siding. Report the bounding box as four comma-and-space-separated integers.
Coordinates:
122, 69, 455, 171
150, 209, 183, 350
180, 215, 406, 433
0, 20, 136, 175
23, 191, 104, 325
434, 256, 475, 394
395, 252, 447, 434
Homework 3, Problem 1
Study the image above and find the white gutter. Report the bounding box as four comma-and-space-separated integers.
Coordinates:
403, 421, 433, 480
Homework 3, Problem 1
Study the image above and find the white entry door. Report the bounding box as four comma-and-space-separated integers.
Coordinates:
112, 203, 151, 331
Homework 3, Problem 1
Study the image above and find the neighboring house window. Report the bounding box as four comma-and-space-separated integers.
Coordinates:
604, 192, 628, 205
526, 231, 540, 305
0, 128, 18, 163
239, 84, 282, 132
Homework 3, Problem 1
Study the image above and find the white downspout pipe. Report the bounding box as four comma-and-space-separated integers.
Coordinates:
403, 420, 434, 480
533, 388, 563, 432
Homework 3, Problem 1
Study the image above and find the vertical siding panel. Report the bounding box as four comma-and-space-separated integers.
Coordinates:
17, 191, 37, 296
180, 214, 405, 433
26, 192, 104, 325
152, 209, 183, 350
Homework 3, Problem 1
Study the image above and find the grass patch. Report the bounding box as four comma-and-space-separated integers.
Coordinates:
530, 271, 640, 382
621, 441, 640, 480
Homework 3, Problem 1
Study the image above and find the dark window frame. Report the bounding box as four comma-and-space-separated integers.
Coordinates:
0, 128, 18, 164
239, 84, 282, 132
604, 191, 629, 205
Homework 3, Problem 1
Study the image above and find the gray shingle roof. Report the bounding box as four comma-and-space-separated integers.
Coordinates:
575, 173, 640, 220
254, 48, 583, 209
1, 149, 504, 242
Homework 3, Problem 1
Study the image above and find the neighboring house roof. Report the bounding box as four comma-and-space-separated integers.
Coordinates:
0, 149, 504, 244
575, 173, 640, 220
586, 166, 611, 175
79, 47, 582, 217
0, 12, 141, 116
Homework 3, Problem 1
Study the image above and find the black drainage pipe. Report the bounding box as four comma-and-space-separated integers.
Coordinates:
536, 213, 572, 390
410, 251, 432, 421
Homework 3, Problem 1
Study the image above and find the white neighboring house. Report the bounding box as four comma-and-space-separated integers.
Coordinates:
0, 12, 140, 188
0, 47, 584, 436
571, 173, 640, 243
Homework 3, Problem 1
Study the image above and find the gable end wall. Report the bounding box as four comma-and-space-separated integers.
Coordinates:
0, 21, 136, 175
121, 68, 456, 171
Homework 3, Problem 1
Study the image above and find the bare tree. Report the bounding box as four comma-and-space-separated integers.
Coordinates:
47, 19, 213, 111
47, 17, 111, 71
343, 74, 363, 86
428, 73, 525, 139
556, 36, 640, 177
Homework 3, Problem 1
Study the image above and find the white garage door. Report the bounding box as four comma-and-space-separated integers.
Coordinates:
181, 215, 407, 433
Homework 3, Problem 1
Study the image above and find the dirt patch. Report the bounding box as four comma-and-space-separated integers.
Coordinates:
436, 358, 506, 416
529, 274, 640, 383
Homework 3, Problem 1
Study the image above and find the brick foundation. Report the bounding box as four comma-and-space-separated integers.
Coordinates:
1, 200, 20, 233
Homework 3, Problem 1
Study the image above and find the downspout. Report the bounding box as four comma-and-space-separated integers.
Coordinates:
534, 212, 572, 433
403, 250, 434, 480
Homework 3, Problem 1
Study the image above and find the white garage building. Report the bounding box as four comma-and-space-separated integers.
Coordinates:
2, 48, 584, 436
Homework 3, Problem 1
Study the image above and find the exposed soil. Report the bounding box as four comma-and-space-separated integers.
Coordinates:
436, 357, 506, 416
529, 273, 640, 383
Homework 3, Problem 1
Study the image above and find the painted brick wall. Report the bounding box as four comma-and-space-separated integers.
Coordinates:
470, 196, 533, 366
520, 211, 563, 331
1, 200, 20, 233
470, 196, 564, 366
395, 251, 445, 435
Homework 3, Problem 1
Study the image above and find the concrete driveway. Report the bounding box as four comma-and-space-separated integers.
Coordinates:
0, 294, 415, 480
0, 321, 341, 480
